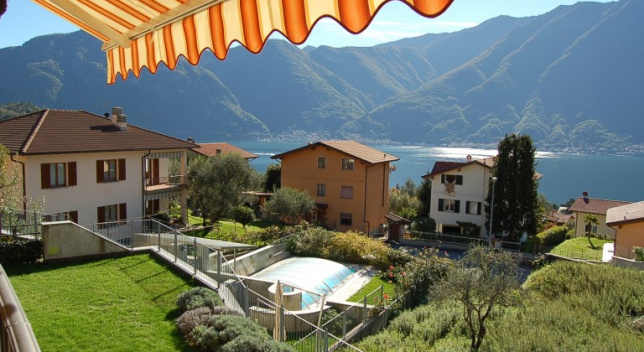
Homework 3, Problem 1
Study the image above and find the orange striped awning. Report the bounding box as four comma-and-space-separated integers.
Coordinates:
33, 0, 453, 84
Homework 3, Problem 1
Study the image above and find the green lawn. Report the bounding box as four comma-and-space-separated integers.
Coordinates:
347, 276, 396, 305
549, 236, 612, 261
6, 254, 196, 352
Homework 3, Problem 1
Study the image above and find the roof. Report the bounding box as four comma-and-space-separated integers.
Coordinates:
568, 197, 632, 216
385, 213, 411, 224
606, 201, 644, 226
271, 140, 399, 165
0, 109, 197, 155
32, 0, 453, 84
547, 211, 574, 224
193, 143, 258, 160
423, 156, 495, 178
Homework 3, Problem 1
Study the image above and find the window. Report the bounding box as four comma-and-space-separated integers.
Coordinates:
466, 201, 481, 215
41, 162, 77, 189
317, 184, 326, 197
97, 203, 127, 224
340, 213, 352, 226
340, 186, 353, 199
318, 157, 326, 169
438, 199, 460, 213
342, 158, 355, 170
97, 159, 126, 183
441, 174, 463, 185
45, 210, 78, 223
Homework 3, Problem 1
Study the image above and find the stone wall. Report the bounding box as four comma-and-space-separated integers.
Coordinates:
42, 221, 128, 261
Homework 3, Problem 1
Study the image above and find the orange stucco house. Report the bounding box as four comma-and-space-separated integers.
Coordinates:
271, 141, 398, 235
607, 200, 644, 260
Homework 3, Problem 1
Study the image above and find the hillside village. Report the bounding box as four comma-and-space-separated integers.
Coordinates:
2, 0, 644, 351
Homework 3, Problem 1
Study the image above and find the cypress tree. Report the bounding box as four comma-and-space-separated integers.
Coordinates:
485, 134, 538, 241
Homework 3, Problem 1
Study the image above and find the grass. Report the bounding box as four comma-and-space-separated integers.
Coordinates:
549, 236, 612, 260
346, 275, 396, 304
6, 254, 197, 352
186, 213, 274, 236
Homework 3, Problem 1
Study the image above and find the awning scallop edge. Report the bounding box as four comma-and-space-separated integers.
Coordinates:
33, 0, 453, 84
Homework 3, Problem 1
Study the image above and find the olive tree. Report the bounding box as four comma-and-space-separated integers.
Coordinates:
262, 187, 315, 225
431, 246, 522, 351
186, 153, 261, 225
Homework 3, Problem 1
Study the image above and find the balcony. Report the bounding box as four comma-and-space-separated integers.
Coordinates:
144, 175, 185, 195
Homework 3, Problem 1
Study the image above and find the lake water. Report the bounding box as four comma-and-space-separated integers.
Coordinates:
231, 141, 644, 206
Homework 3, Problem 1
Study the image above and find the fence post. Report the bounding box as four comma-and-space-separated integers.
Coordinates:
157, 223, 161, 252
194, 237, 198, 276
174, 231, 178, 262
217, 250, 222, 286
342, 309, 347, 338
323, 330, 329, 352
363, 298, 367, 323
380, 284, 384, 306
33, 210, 38, 238
243, 287, 250, 318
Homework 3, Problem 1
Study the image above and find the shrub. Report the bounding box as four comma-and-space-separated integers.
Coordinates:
411, 217, 436, 233
176, 307, 213, 338
634, 247, 644, 261
221, 334, 295, 352
537, 226, 568, 247
176, 287, 223, 312
189, 314, 292, 351
0, 238, 42, 266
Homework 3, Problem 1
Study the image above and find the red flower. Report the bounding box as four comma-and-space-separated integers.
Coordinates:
402, 272, 406, 276
384, 294, 390, 300
389, 265, 394, 270
389, 272, 394, 278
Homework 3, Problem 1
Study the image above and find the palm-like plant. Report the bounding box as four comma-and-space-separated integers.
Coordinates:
583, 214, 600, 249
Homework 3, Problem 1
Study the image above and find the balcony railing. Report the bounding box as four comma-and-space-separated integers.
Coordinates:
144, 175, 185, 193
1, 264, 41, 352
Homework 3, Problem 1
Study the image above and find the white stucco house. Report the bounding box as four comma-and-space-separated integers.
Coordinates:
422, 156, 496, 236
0, 108, 197, 225
569, 193, 631, 239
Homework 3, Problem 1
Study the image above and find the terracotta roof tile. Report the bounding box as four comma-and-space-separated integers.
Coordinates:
0, 110, 197, 155
193, 143, 258, 159
569, 197, 631, 216
272, 140, 399, 164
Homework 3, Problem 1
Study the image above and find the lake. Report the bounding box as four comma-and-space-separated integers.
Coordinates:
230, 141, 644, 206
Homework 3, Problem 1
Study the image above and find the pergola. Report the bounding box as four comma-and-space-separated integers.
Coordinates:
28, 0, 454, 83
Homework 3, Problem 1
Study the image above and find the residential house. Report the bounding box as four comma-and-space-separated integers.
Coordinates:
191, 142, 258, 160
271, 140, 398, 234
422, 155, 495, 236
606, 200, 644, 259
0, 108, 197, 225
568, 193, 631, 239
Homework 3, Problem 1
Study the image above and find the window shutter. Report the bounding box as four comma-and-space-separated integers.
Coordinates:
68, 162, 77, 186
41, 164, 51, 189
152, 159, 160, 185
438, 199, 444, 211
96, 160, 104, 183
477, 202, 481, 215
153, 200, 160, 213
119, 203, 127, 221
455, 200, 461, 213
97, 206, 105, 223
69, 210, 79, 223
118, 159, 126, 181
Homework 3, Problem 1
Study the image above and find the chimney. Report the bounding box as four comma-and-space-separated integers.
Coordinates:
466, 154, 472, 161
216, 148, 222, 156
116, 114, 127, 131
111, 107, 127, 131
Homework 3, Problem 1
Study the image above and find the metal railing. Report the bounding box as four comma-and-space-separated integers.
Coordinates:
407, 230, 521, 252
0, 265, 41, 352
0, 207, 53, 241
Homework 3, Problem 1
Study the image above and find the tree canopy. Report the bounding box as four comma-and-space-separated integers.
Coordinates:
262, 187, 315, 225
485, 134, 539, 241
186, 153, 261, 224
0, 143, 21, 208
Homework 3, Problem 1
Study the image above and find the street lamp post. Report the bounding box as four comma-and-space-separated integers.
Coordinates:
488, 176, 497, 247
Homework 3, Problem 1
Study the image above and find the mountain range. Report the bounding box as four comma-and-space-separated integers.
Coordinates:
1, 0, 642, 153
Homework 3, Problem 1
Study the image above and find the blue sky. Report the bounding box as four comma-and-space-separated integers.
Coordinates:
0, 0, 615, 49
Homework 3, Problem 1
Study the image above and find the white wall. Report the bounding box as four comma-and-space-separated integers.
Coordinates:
24, 151, 145, 225
428, 163, 493, 236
